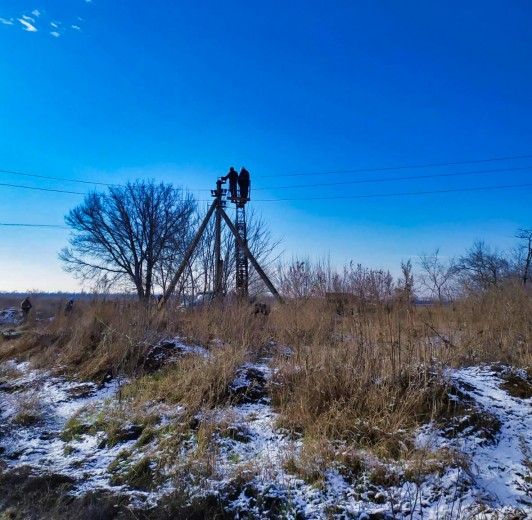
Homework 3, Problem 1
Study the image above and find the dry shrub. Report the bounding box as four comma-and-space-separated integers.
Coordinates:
403, 447, 470, 482
443, 284, 532, 366
266, 300, 445, 455
1, 285, 530, 468
267, 285, 531, 459
283, 438, 336, 485
6, 297, 273, 378
122, 341, 248, 417
179, 301, 273, 350
2, 300, 180, 379
266, 298, 334, 348
12, 394, 43, 426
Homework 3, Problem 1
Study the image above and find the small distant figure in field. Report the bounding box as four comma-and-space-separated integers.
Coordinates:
65, 299, 74, 314
222, 167, 239, 199
238, 167, 250, 200
20, 296, 32, 320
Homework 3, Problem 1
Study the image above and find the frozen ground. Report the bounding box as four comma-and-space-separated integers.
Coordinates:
0, 336, 530, 518
0, 308, 21, 325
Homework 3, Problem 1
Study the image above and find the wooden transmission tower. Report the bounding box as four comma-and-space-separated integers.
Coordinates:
159, 178, 282, 307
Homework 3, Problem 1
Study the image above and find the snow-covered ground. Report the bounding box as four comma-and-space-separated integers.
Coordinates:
0, 307, 21, 325
415, 366, 532, 518
0, 360, 131, 495
181, 362, 532, 519
0, 337, 530, 518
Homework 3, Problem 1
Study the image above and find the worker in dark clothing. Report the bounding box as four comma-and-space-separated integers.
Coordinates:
221, 167, 238, 199
21, 296, 32, 320
238, 167, 250, 200
65, 299, 74, 314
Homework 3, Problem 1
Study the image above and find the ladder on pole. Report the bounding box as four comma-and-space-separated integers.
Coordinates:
235, 201, 249, 297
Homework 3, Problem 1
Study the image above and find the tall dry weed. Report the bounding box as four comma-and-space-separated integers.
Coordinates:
265, 287, 531, 457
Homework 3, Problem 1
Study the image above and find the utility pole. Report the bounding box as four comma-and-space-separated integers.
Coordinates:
159, 176, 283, 308
213, 179, 225, 299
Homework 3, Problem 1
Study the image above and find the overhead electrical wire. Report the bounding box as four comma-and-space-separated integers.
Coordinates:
253, 154, 532, 178
1, 154, 528, 231
0, 182, 85, 195
251, 182, 532, 201
1, 154, 532, 188
3, 164, 532, 197
0, 222, 68, 229
252, 165, 532, 191
1, 155, 532, 203
2, 182, 530, 229
0, 168, 118, 187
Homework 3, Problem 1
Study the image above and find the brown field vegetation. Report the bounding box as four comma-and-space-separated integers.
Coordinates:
2, 285, 530, 455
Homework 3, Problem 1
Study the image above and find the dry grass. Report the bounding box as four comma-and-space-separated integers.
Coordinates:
264, 285, 531, 458
121, 342, 248, 416
11, 394, 43, 426
1, 299, 176, 379
1, 285, 530, 468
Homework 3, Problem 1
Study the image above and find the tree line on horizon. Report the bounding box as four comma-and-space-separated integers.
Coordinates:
59, 179, 532, 304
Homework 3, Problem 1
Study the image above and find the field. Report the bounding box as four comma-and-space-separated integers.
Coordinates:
0, 290, 531, 519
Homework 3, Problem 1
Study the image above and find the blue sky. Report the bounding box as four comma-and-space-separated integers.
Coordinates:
1, 0, 531, 292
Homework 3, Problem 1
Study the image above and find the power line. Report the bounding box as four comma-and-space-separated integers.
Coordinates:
2, 154, 532, 190
251, 182, 532, 201
0, 222, 68, 229
3, 182, 531, 228
254, 154, 532, 178
0, 182, 85, 195
0, 168, 117, 187
253, 165, 532, 191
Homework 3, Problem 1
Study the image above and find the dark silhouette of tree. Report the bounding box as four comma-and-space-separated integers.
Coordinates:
60, 181, 196, 302
515, 229, 532, 286
456, 241, 509, 293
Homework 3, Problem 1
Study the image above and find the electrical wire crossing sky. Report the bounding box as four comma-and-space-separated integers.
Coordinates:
0, 0, 531, 292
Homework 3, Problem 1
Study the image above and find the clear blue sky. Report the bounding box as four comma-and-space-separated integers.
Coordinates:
1, 0, 531, 292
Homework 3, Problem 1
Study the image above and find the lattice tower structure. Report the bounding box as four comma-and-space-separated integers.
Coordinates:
235, 201, 249, 297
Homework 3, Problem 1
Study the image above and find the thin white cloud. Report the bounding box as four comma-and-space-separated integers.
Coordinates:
18, 18, 37, 32
1, 5, 89, 36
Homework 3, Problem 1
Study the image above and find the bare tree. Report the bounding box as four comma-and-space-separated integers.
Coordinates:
154, 208, 201, 299
456, 241, 509, 293
276, 258, 318, 299
418, 249, 457, 303
343, 262, 394, 303
396, 259, 415, 303
60, 181, 196, 302
275, 258, 395, 303
515, 229, 532, 286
